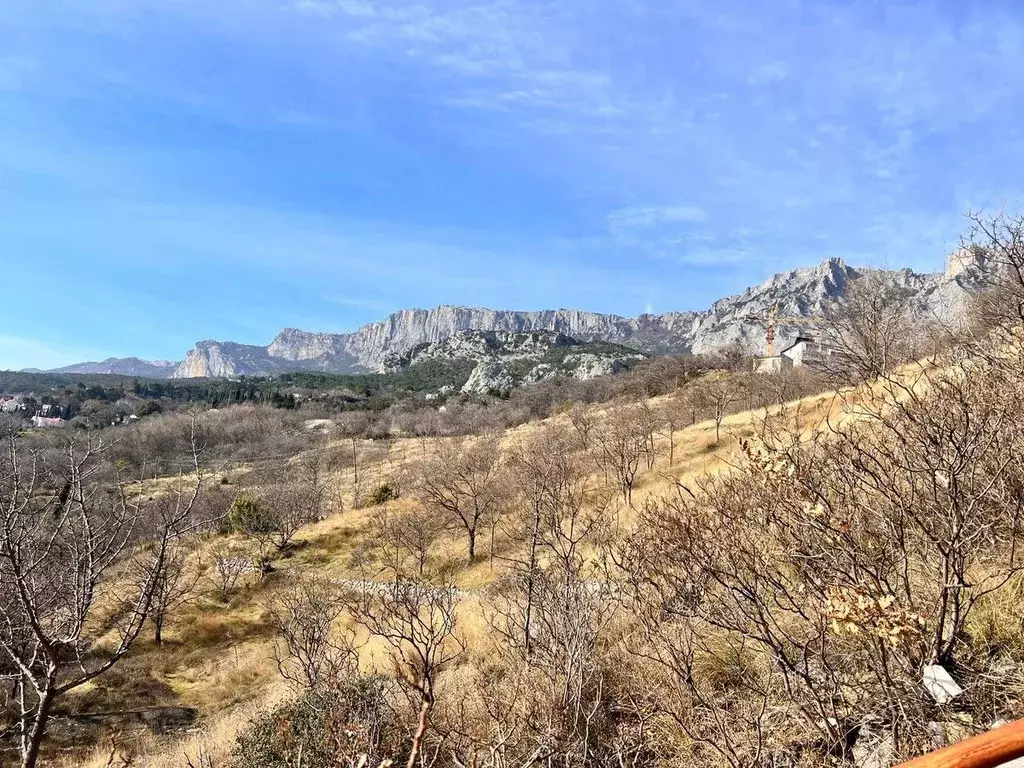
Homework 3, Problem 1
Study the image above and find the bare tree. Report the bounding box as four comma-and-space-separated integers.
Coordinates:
263, 455, 329, 549
347, 581, 464, 768
0, 419, 206, 768
486, 425, 618, 766
140, 539, 202, 645
414, 437, 503, 561
591, 405, 656, 505
207, 541, 255, 601
497, 426, 609, 654
961, 208, 1024, 330
817, 270, 921, 383
266, 577, 357, 691
567, 403, 597, 449
228, 494, 279, 574
357, 505, 443, 581
690, 374, 743, 442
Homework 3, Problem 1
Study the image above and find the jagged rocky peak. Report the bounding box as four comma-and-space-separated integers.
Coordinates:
51, 254, 985, 380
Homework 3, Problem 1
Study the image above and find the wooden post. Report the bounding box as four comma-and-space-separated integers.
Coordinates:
897, 718, 1024, 768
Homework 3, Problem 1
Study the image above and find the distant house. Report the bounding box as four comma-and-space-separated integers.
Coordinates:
0, 396, 24, 413
779, 336, 831, 368
30, 416, 65, 428
754, 335, 832, 374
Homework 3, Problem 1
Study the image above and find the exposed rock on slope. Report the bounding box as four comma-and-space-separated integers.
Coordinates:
40, 255, 987, 379
380, 330, 646, 395
460, 361, 520, 395
169, 257, 985, 378
46, 358, 178, 377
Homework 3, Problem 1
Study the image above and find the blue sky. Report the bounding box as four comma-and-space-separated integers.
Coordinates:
2, 0, 1024, 369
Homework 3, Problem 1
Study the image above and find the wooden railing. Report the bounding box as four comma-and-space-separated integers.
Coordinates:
897, 718, 1024, 767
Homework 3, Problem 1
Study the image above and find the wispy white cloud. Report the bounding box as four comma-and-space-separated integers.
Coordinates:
292, 1, 338, 18
266, 0, 1024, 274
4, 0, 1024, 367
609, 205, 708, 230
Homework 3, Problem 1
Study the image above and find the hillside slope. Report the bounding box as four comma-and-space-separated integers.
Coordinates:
62, 374, 853, 768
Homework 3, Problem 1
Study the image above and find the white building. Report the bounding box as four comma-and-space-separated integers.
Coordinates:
30, 416, 65, 428
754, 336, 831, 374
0, 396, 24, 413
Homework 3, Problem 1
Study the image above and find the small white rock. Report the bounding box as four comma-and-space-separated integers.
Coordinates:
923, 664, 964, 705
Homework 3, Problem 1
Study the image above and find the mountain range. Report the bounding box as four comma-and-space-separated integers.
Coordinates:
32, 255, 987, 379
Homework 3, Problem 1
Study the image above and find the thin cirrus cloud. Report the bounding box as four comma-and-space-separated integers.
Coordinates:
608, 205, 708, 229
1, 0, 1024, 367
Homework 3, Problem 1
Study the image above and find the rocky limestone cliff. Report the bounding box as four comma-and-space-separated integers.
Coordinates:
378, 330, 645, 395
47, 358, 179, 377
52, 256, 984, 379
380, 330, 581, 373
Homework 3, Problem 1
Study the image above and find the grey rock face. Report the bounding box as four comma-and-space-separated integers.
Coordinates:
381, 330, 579, 373
45, 256, 985, 379
169, 257, 981, 378
562, 353, 625, 380
45, 358, 179, 377
461, 361, 520, 395
386, 329, 644, 394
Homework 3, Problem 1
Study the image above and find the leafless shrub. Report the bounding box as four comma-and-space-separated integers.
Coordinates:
614, 340, 1024, 763
135, 538, 202, 645
962, 208, 1024, 329
817, 270, 923, 383
207, 541, 256, 600
689, 375, 744, 442
267, 577, 358, 691
591, 404, 657, 505
354, 505, 444, 581
346, 581, 464, 768
0, 416, 208, 768
413, 436, 504, 561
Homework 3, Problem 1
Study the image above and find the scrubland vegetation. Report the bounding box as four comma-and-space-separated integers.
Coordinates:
6, 213, 1024, 767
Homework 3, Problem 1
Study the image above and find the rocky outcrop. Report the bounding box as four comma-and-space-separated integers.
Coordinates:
47, 358, 178, 377
562, 353, 625, 380
168, 257, 984, 378
391, 331, 647, 394
381, 330, 581, 373
461, 361, 520, 395
174, 341, 275, 378
44, 256, 988, 379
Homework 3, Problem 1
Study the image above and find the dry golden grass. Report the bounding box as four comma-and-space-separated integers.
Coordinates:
58, 372, 902, 765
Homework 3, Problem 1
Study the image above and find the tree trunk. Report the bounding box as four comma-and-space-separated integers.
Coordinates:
524, 508, 541, 656
351, 437, 360, 505
467, 528, 476, 561
154, 613, 164, 645
21, 687, 54, 768
406, 699, 431, 768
